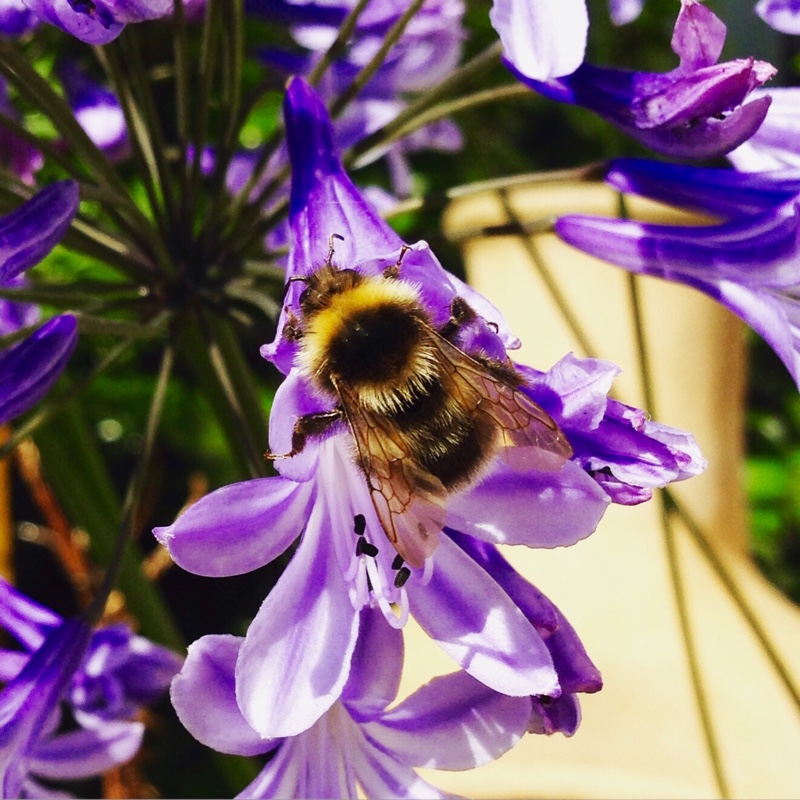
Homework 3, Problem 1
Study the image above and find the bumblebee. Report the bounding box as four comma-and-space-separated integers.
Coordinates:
273, 238, 572, 568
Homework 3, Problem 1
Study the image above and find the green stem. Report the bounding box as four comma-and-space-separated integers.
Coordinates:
307, 0, 373, 86
496, 189, 599, 358
330, 0, 426, 119
347, 40, 503, 167
625, 272, 730, 798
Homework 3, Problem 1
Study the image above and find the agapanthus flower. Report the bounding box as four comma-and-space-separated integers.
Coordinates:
21, 0, 172, 44
155, 78, 702, 747
556, 157, 800, 390
172, 606, 534, 799
58, 61, 129, 162
0, 579, 181, 797
755, 0, 800, 33
0, 181, 80, 425
728, 88, 800, 172
506, 0, 775, 160
0, 0, 38, 36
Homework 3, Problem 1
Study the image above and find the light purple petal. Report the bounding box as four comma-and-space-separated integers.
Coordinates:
153, 475, 313, 577
236, 740, 299, 799
0, 619, 91, 798
608, 0, 642, 25
755, 0, 800, 33
352, 742, 451, 800
671, 0, 726, 71
236, 511, 360, 738
489, 0, 588, 81
0, 182, 79, 284
28, 721, 143, 779
171, 635, 276, 757
267, 369, 329, 482
408, 534, 559, 698
368, 670, 530, 770
342, 605, 403, 717
20, 0, 124, 43
446, 458, 609, 548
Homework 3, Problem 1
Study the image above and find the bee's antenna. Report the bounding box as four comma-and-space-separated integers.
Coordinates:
326, 233, 345, 267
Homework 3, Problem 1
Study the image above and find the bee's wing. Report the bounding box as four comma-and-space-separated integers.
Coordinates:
333, 380, 448, 569
429, 330, 573, 472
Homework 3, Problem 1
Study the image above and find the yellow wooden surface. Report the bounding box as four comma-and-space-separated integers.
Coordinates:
396, 185, 800, 799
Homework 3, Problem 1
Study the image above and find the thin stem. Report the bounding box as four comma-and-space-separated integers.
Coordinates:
664, 489, 800, 716
330, 0, 426, 119
172, 0, 191, 228
496, 189, 599, 358
86, 343, 174, 625
352, 83, 531, 169
347, 40, 503, 167
625, 271, 730, 798
307, 0, 373, 86
658, 491, 731, 798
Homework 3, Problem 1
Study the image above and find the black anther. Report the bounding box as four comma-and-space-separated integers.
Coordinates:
353, 514, 366, 536
394, 567, 411, 588
356, 538, 379, 558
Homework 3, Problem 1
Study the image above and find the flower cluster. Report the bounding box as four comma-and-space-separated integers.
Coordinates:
0, 0, 787, 797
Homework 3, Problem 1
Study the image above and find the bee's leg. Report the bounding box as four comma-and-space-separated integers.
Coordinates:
383, 244, 411, 279
283, 309, 303, 342
326, 233, 345, 266
265, 408, 344, 459
438, 296, 477, 340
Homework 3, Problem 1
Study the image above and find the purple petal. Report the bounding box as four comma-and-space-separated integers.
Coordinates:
0, 314, 78, 425
235, 513, 359, 738
368, 670, 530, 770
729, 88, 800, 172
0, 651, 27, 683
447, 458, 609, 548
153, 475, 313, 577
18, 0, 124, 43
0, 182, 79, 284
671, 0, 726, 71
28, 721, 143, 779
267, 369, 330, 482
171, 635, 275, 756
351, 743, 450, 800
0, 579, 61, 651
447, 532, 602, 694
755, 0, 800, 33
408, 534, 559, 698
607, 157, 800, 217
529, 693, 581, 736
342, 605, 403, 717
489, 0, 588, 81
0, 619, 91, 798
0, 0, 38, 35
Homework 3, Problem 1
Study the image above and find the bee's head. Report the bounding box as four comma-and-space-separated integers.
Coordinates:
295, 266, 364, 318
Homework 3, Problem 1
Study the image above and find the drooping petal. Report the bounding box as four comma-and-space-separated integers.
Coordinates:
606, 157, 800, 217
153, 475, 313, 577
28, 720, 143, 779
171, 635, 276, 757
447, 532, 602, 694
446, 458, 609, 548
489, 0, 588, 81
367, 670, 530, 770
0, 181, 79, 284
555, 207, 800, 388
342, 605, 403, 719
408, 534, 559, 698
235, 507, 360, 738
671, 0, 726, 71
0, 314, 78, 425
